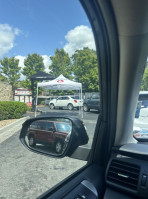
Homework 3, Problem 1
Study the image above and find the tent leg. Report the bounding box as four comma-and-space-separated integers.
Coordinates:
35, 85, 38, 117
80, 88, 83, 119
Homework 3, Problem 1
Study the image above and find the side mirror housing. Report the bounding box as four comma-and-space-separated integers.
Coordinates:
19, 116, 89, 158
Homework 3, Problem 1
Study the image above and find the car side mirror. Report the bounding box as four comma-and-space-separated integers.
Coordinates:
20, 116, 89, 158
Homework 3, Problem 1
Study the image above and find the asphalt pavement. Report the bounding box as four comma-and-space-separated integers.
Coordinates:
0, 130, 86, 199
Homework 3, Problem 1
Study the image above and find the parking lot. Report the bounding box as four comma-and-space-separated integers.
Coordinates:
0, 108, 99, 199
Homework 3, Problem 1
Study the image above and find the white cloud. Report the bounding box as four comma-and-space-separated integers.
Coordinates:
0, 24, 20, 57
15, 55, 26, 80
15, 55, 52, 80
64, 25, 96, 56
41, 55, 52, 73
15, 55, 26, 68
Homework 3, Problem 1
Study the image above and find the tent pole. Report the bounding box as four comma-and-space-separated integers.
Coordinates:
35, 84, 38, 117
79, 89, 80, 115
81, 87, 83, 119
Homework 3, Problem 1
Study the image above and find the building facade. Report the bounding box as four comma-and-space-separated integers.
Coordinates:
0, 82, 13, 101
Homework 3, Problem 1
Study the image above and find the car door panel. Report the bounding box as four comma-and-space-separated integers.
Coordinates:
91, 98, 98, 109
43, 130, 53, 143
35, 122, 45, 142
55, 98, 62, 107
45, 122, 55, 143
103, 188, 135, 199
63, 97, 69, 107
37, 164, 105, 199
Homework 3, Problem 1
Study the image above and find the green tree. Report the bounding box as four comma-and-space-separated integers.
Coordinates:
72, 47, 99, 92
22, 53, 45, 79
49, 48, 72, 78
21, 53, 45, 90
0, 57, 21, 91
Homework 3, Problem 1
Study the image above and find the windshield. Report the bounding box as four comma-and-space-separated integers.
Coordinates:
72, 96, 80, 99
55, 123, 72, 132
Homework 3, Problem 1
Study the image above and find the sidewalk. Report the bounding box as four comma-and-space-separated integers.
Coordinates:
0, 116, 30, 144
0, 110, 42, 144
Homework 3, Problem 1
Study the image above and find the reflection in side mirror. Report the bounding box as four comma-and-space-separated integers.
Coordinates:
20, 117, 89, 157
48, 127, 55, 132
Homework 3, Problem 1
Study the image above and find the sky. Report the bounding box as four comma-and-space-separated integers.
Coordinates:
0, 0, 96, 76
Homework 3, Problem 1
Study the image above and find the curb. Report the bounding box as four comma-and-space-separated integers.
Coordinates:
0, 116, 30, 134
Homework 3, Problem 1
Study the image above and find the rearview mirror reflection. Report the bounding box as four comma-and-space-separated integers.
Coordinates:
26, 118, 72, 155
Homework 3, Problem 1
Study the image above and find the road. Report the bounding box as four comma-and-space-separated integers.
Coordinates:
0, 109, 99, 199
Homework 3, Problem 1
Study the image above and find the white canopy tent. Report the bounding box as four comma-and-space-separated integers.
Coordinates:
35, 74, 83, 117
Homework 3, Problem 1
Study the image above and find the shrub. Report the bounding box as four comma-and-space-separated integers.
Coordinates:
40, 101, 45, 105
27, 106, 32, 112
0, 101, 28, 120
26, 102, 32, 107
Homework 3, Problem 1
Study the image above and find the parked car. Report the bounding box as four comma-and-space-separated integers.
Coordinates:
139, 91, 148, 108
135, 101, 142, 118
133, 126, 148, 142
49, 96, 83, 110
71, 96, 81, 100
27, 120, 72, 154
83, 93, 100, 112
44, 97, 57, 106
135, 91, 148, 118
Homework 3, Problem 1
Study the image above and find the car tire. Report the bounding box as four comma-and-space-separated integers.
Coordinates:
54, 140, 63, 154
83, 104, 90, 112
49, 103, 55, 109
67, 103, 73, 110
28, 136, 36, 147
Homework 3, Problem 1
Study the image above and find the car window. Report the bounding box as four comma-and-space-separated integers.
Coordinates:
45, 122, 54, 131
72, 96, 80, 99
57, 97, 62, 100
64, 97, 69, 100
91, 94, 100, 99
133, 58, 148, 141
38, 121, 46, 130
0, 0, 100, 198
55, 123, 72, 132
30, 121, 38, 129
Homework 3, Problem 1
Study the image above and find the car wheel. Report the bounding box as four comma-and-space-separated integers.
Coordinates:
54, 140, 63, 154
67, 103, 73, 110
28, 136, 36, 147
49, 103, 55, 109
83, 104, 90, 112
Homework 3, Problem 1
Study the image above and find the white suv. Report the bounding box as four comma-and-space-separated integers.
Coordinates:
49, 96, 83, 110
